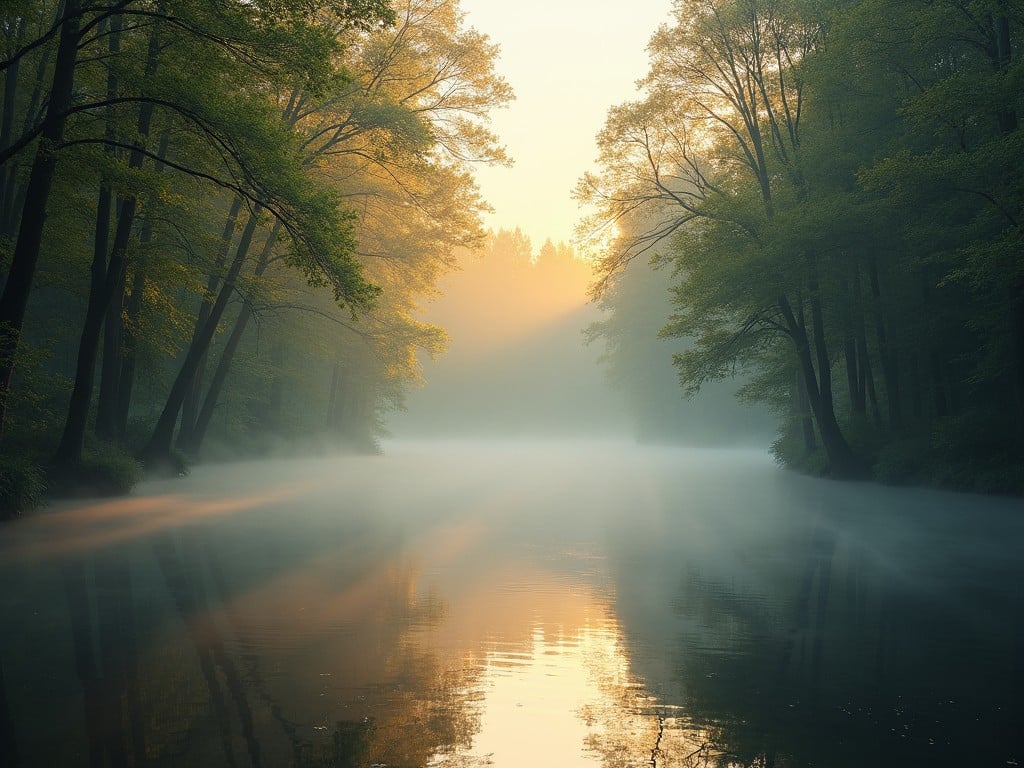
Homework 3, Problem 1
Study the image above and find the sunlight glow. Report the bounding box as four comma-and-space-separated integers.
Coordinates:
459, 1, 672, 246
0, 490, 302, 563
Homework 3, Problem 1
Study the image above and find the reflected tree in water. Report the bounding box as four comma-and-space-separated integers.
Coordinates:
610, 506, 1024, 767
0, 653, 19, 766
54, 522, 485, 767
62, 554, 145, 768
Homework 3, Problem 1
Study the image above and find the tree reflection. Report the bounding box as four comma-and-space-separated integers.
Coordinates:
1, 502, 485, 767
610, 507, 1024, 768
0, 653, 18, 766
61, 553, 145, 768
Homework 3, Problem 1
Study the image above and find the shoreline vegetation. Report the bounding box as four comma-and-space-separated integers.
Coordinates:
580, 0, 1024, 494
4, 427, 1020, 521
3, 0, 1023, 520
0, 0, 511, 520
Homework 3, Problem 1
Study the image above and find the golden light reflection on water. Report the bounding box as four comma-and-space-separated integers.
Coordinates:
428, 584, 712, 767
0, 489, 300, 563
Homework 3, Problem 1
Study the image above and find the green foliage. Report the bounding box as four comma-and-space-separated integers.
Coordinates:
79, 443, 144, 494
0, 454, 46, 518
583, 0, 1024, 493
871, 437, 931, 487
770, 430, 828, 477
46, 442, 144, 497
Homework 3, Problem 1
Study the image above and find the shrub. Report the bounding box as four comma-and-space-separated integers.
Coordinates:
48, 443, 143, 498
0, 455, 46, 518
770, 429, 829, 476
872, 437, 929, 486
80, 444, 143, 494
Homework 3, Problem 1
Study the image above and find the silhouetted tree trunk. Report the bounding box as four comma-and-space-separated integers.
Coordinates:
54, 24, 160, 467
0, 654, 16, 768
141, 207, 262, 466
115, 127, 171, 439
1, 5, 59, 243
188, 223, 281, 455
858, 330, 882, 427
990, 9, 1024, 443
0, 0, 82, 434
779, 292, 862, 478
93, 17, 122, 443
840, 267, 866, 417
95, 268, 126, 440
867, 254, 901, 431
177, 196, 244, 452
798, 373, 816, 453
0, 17, 27, 265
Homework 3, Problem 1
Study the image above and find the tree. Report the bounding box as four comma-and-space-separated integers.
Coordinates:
581, 0, 866, 477
159, 0, 509, 457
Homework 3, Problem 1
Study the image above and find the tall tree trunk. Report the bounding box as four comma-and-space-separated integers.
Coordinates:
779, 294, 862, 478
858, 328, 882, 428
0, 18, 26, 265
53, 24, 159, 466
93, 16, 122, 443
95, 269, 125, 440
852, 267, 875, 423
115, 128, 171, 439
843, 334, 862, 415
54, 196, 135, 466
176, 195, 243, 451
0, 654, 16, 768
140, 207, 262, 467
794, 367, 816, 452
1, 6, 57, 242
806, 253, 861, 475
188, 224, 281, 455
839, 267, 865, 416
991, 10, 1024, 443
867, 254, 901, 431
0, 0, 82, 435
993, 13, 1017, 133
115, 263, 144, 440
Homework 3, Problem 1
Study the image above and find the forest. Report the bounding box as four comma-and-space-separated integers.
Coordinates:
0, 0, 512, 516
582, 0, 1024, 493
2, 0, 1023, 520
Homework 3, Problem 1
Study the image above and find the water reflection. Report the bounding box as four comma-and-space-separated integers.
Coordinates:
609, 473, 1024, 767
1, 444, 1022, 766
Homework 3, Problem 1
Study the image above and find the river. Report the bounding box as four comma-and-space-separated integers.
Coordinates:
1, 440, 1021, 767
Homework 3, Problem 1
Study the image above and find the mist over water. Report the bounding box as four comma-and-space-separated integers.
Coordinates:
2, 439, 1022, 766
3, 247, 1020, 767
5, 247, 1020, 767
2, 213, 1019, 768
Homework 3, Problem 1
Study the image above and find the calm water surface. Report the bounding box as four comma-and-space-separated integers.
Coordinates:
1, 440, 1022, 766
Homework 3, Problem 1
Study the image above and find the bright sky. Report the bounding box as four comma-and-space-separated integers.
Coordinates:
459, 0, 672, 250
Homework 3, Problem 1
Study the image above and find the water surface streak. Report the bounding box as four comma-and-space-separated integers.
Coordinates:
1, 441, 1021, 766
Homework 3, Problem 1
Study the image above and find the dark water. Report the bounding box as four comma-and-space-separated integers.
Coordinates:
1, 440, 1022, 767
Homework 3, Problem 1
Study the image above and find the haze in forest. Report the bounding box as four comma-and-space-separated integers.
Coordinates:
388, 229, 774, 445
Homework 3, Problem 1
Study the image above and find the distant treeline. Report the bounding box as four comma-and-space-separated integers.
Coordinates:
582, 0, 1024, 493
0, 0, 510, 515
